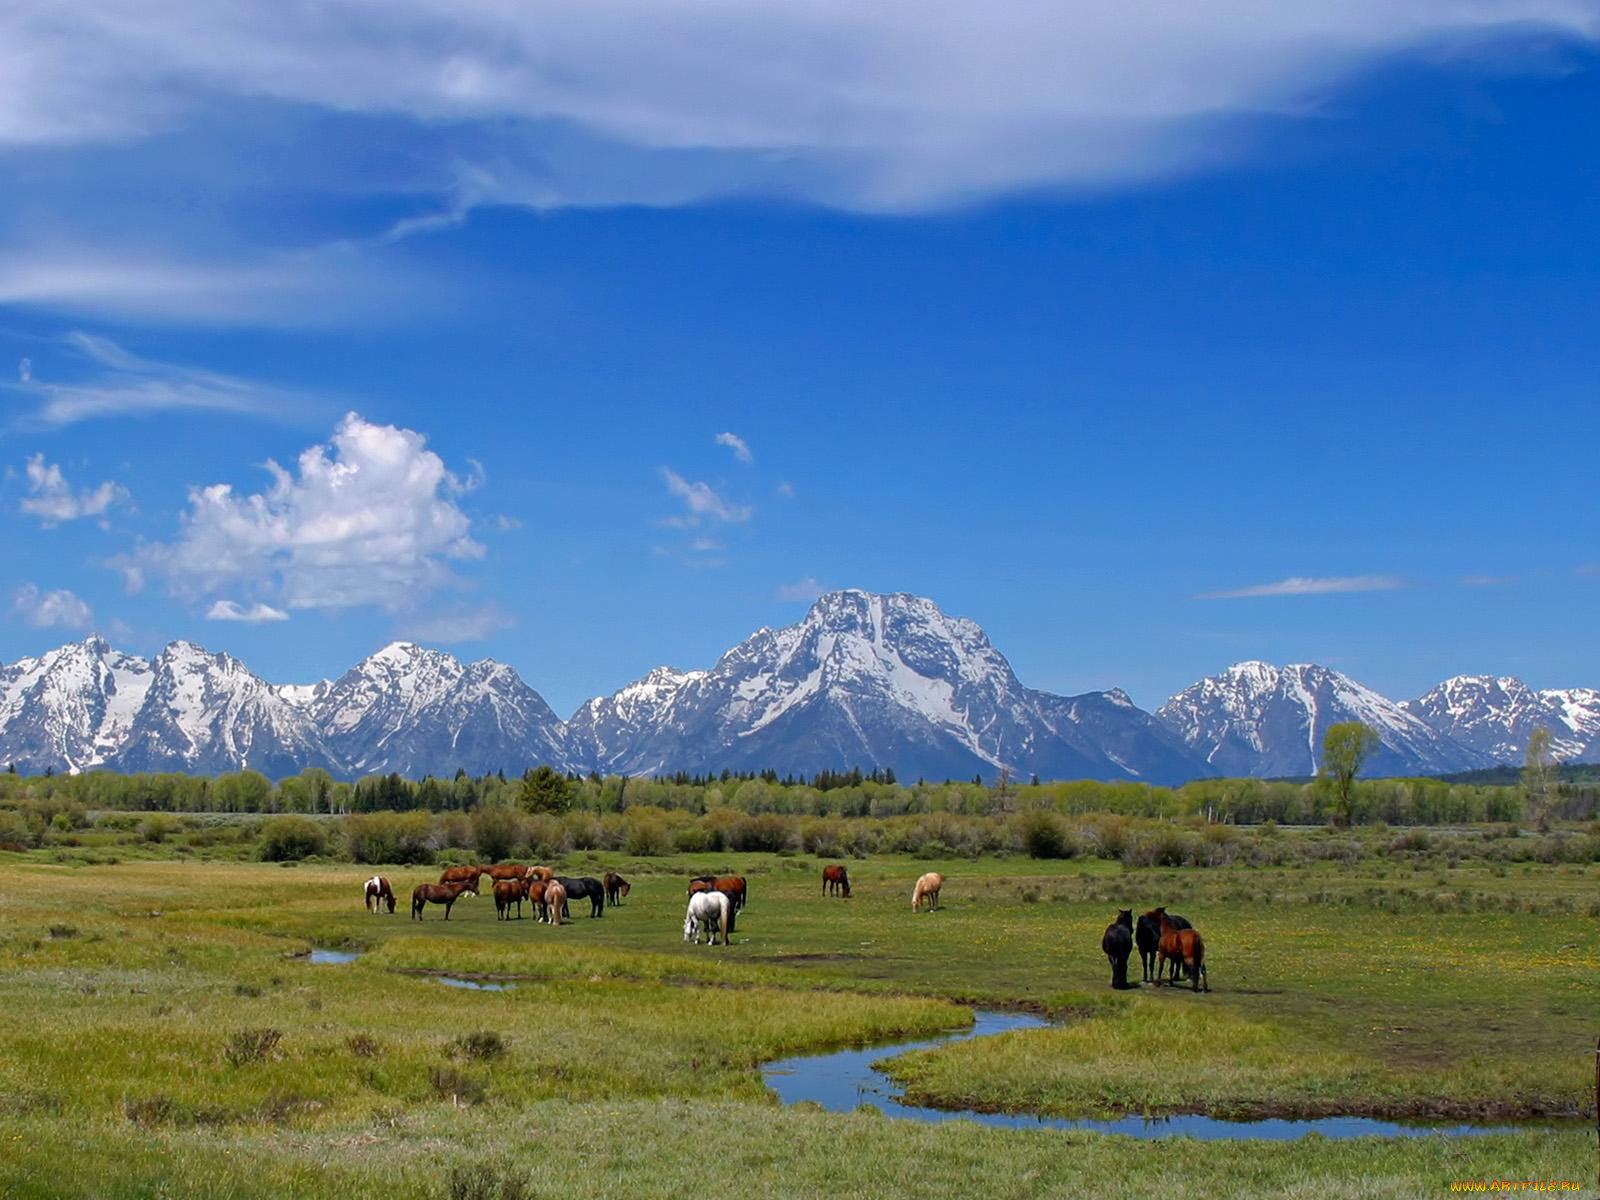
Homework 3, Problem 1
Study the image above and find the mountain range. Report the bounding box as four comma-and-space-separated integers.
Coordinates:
3, 590, 1596, 783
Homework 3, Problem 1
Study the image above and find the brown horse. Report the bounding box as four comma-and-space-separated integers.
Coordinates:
544, 879, 567, 927
603, 872, 631, 906
527, 865, 555, 882
485, 864, 528, 882
822, 865, 851, 898
493, 879, 529, 920
438, 865, 484, 887
912, 872, 943, 912
525, 879, 549, 922
412, 880, 477, 920
714, 876, 747, 913
1137, 908, 1191, 983
363, 875, 395, 914
1156, 908, 1208, 992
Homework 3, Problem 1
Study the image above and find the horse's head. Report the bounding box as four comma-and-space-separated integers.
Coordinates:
1116, 909, 1133, 928
683, 903, 698, 941
619, 881, 631, 897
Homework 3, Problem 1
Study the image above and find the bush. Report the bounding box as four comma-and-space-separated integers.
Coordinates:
728, 812, 796, 853
344, 811, 436, 865
139, 813, 181, 844
443, 1164, 532, 1200
473, 806, 522, 863
429, 1064, 487, 1106
624, 815, 673, 857
1016, 810, 1077, 859
224, 1028, 283, 1067
450, 1030, 507, 1061
258, 816, 328, 862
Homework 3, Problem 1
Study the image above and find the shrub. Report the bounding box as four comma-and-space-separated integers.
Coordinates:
624, 815, 673, 857
345, 811, 436, 865
224, 1028, 282, 1067
347, 1033, 381, 1058
1016, 810, 1077, 859
259, 816, 328, 862
429, 1064, 487, 1106
728, 812, 796, 853
443, 1164, 532, 1200
473, 806, 522, 863
450, 1030, 507, 1061
139, 813, 181, 844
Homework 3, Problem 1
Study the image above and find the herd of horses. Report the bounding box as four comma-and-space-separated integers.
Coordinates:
365, 864, 1211, 992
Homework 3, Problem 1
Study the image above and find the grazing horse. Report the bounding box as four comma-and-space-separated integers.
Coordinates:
493, 879, 530, 920
438, 865, 484, 888
544, 880, 567, 927
822, 865, 851, 898
1102, 909, 1135, 989
1136, 908, 1191, 983
911, 872, 943, 913
412, 880, 476, 920
683, 890, 730, 946
363, 875, 395, 914
1156, 909, 1208, 992
485, 864, 528, 882
555, 876, 605, 919
603, 872, 631, 906
525, 879, 550, 922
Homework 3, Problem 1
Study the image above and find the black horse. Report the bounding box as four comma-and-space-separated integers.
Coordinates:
1137, 908, 1192, 983
555, 876, 605, 919
1102, 909, 1135, 990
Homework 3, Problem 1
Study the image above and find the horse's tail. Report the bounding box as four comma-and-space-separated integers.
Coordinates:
718, 898, 729, 945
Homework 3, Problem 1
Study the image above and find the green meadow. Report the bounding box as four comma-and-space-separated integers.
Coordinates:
0, 851, 1594, 1199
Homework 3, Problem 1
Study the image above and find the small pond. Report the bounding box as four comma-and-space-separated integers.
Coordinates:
435, 976, 514, 992
762, 1010, 1539, 1141
307, 948, 362, 965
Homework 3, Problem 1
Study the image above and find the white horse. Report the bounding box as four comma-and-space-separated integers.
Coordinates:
683, 890, 730, 946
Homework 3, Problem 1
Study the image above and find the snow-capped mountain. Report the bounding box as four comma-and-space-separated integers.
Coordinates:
1403, 675, 1600, 765
0, 635, 152, 774
108, 641, 338, 777
304, 642, 573, 777
567, 591, 1208, 785
1156, 661, 1494, 778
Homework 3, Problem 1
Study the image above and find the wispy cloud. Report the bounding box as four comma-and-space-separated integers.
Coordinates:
397, 604, 515, 643
19, 454, 128, 526
1460, 573, 1516, 588
1195, 575, 1407, 600
17, 358, 31, 383
9, 583, 94, 630
775, 576, 825, 602
775, 481, 796, 499
715, 432, 753, 464
205, 599, 289, 623
661, 468, 752, 525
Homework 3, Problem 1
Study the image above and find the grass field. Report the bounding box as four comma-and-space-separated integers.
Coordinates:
0, 850, 1595, 1199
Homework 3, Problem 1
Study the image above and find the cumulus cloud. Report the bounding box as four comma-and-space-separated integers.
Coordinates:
661, 468, 752, 524
136, 412, 483, 612
204, 599, 289, 622
715, 432, 753, 463
9, 583, 94, 630
1, 3, 1594, 212
1195, 574, 1407, 600
19, 454, 128, 525
775, 576, 825, 602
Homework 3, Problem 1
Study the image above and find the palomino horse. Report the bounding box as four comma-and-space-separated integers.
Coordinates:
1156, 908, 1208, 992
412, 880, 476, 920
544, 880, 567, 927
1102, 909, 1134, 990
603, 872, 631, 906
493, 879, 531, 920
1136, 908, 1191, 983
822, 865, 851, 898
527, 866, 556, 882
683, 890, 730, 946
555, 876, 605, 919
364, 875, 395, 914
438, 865, 484, 888
911, 872, 943, 913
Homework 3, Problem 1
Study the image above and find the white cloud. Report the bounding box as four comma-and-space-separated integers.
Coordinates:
661, 468, 752, 524
0, 3, 1593, 211
17, 358, 31, 383
775, 576, 825, 602
776, 481, 796, 499
137, 412, 484, 612
19, 454, 128, 525
398, 604, 516, 643
715, 432, 753, 463
9, 584, 94, 630
1460, 573, 1515, 587
1195, 574, 1407, 600
205, 599, 289, 622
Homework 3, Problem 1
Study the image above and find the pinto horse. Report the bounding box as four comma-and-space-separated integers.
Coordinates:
363, 875, 395, 914
1136, 908, 1191, 983
438, 865, 484, 888
1156, 908, 1208, 992
822, 865, 851, 898
683, 890, 730, 946
555, 876, 605, 919
911, 872, 943, 913
603, 872, 631, 906
544, 879, 567, 927
412, 880, 476, 920
1102, 909, 1134, 990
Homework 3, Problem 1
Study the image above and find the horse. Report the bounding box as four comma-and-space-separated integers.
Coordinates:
603, 872, 631, 906
411, 880, 476, 920
714, 875, 747, 914
683, 890, 730, 946
363, 875, 395, 914
525, 879, 550, 922
438, 865, 484, 888
555, 876, 605, 919
527, 866, 555, 882
1136, 908, 1191, 983
544, 879, 567, 927
1156, 908, 1208, 992
911, 872, 943, 913
1102, 909, 1134, 990
821, 865, 851, 898
485, 864, 528, 882
493, 879, 530, 920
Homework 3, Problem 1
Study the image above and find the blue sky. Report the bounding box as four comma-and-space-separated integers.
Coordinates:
2, 4, 1598, 715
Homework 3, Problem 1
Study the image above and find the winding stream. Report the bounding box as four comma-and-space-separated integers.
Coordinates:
762, 1010, 1541, 1141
